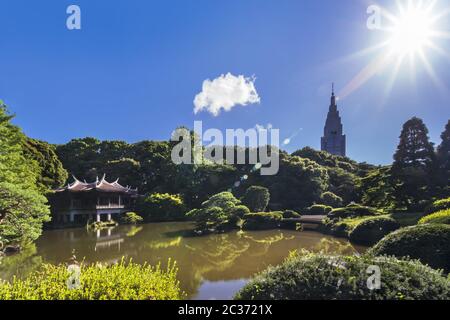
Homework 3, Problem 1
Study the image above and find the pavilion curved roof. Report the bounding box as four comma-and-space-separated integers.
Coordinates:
55, 174, 138, 195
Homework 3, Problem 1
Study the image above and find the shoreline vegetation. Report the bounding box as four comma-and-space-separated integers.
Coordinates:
1, 101, 450, 300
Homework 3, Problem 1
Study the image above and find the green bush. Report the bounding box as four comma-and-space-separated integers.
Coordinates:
349, 217, 400, 245
418, 209, 450, 225
120, 212, 144, 225
230, 205, 251, 218
241, 186, 270, 212
0, 259, 183, 300
426, 198, 450, 214
138, 193, 186, 221
320, 217, 352, 237
202, 192, 240, 210
235, 253, 450, 300
328, 204, 382, 220
321, 192, 343, 208
306, 204, 333, 215
187, 192, 247, 232
282, 210, 301, 219
369, 224, 450, 273
242, 212, 283, 230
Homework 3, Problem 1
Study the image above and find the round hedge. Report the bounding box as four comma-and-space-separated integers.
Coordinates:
307, 204, 333, 215
328, 204, 382, 220
321, 192, 343, 208
282, 210, 301, 219
418, 209, 450, 225
349, 217, 400, 245
426, 197, 450, 215
235, 253, 450, 300
369, 224, 450, 273
242, 212, 283, 230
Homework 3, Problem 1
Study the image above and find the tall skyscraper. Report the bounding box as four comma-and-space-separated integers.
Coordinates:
321, 84, 346, 156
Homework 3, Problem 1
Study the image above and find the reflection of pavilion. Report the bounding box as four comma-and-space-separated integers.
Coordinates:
51, 175, 138, 225
94, 228, 124, 252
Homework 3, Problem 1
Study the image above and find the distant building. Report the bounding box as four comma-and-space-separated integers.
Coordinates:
51, 175, 138, 225
321, 84, 346, 157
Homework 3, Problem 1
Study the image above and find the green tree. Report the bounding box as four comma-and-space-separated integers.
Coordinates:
241, 186, 270, 212
391, 117, 437, 210
320, 191, 343, 208
187, 192, 246, 232
103, 158, 141, 189
360, 166, 396, 210
22, 138, 68, 192
56, 137, 102, 181
138, 193, 186, 221
0, 103, 50, 246
260, 155, 328, 210
437, 120, 450, 195
292, 147, 365, 204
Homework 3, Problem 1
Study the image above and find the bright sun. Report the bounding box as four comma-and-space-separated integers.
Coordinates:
339, 0, 449, 100
388, 5, 434, 56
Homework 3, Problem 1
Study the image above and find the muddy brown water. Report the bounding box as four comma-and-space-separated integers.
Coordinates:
0, 222, 366, 299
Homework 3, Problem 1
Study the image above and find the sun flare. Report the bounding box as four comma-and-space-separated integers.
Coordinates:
387, 5, 434, 56
339, 0, 450, 100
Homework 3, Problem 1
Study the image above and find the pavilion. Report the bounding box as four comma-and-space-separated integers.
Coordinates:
51, 175, 138, 225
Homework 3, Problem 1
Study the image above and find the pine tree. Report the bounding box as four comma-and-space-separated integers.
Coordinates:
437, 120, 450, 195
391, 117, 436, 210
0, 102, 50, 246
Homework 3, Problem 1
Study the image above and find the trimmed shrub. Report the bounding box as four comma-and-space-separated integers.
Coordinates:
282, 210, 301, 219
230, 205, 251, 219
186, 193, 248, 232
242, 212, 283, 230
202, 192, 240, 210
320, 217, 351, 237
306, 204, 333, 215
235, 253, 450, 300
138, 193, 186, 221
321, 192, 343, 208
369, 224, 450, 273
0, 259, 183, 300
418, 209, 450, 225
120, 212, 144, 225
426, 197, 450, 214
349, 217, 400, 245
241, 186, 270, 212
328, 204, 382, 220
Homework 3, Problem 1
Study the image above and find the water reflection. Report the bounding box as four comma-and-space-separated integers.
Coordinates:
0, 222, 366, 299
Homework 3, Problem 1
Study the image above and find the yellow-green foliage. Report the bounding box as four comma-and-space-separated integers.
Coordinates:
0, 259, 184, 300
139, 193, 186, 221
419, 209, 450, 225
427, 197, 450, 214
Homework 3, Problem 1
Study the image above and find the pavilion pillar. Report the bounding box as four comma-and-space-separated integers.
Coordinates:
69, 212, 75, 223
96, 214, 101, 222
107, 214, 112, 221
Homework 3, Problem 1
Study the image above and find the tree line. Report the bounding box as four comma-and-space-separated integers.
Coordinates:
1, 98, 449, 247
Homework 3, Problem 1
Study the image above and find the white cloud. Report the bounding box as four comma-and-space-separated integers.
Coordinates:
194, 73, 260, 116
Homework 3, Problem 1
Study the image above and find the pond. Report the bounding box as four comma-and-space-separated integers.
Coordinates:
0, 223, 366, 299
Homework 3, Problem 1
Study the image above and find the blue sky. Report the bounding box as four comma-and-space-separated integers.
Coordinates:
0, 0, 449, 165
